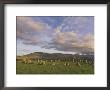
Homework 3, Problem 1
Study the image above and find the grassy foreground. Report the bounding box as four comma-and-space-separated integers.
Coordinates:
16, 61, 94, 74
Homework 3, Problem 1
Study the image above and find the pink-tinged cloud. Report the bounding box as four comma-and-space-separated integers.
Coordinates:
17, 16, 94, 55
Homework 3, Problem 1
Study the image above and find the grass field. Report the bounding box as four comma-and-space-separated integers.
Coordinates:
16, 61, 94, 74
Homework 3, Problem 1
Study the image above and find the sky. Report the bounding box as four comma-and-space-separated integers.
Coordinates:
17, 16, 94, 55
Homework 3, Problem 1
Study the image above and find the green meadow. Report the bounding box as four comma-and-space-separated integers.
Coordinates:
16, 61, 94, 74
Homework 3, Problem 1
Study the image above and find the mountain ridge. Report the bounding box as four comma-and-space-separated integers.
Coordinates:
17, 52, 94, 61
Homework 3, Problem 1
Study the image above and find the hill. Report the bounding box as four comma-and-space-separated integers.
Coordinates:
16, 52, 94, 61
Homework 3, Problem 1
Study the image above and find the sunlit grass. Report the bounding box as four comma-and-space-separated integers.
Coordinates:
16, 61, 94, 74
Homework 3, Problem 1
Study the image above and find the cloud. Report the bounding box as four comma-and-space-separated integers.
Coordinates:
17, 16, 46, 32
17, 16, 94, 54
45, 33, 94, 53
42, 27, 94, 53
17, 16, 52, 45
53, 28, 77, 45
60, 16, 94, 34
